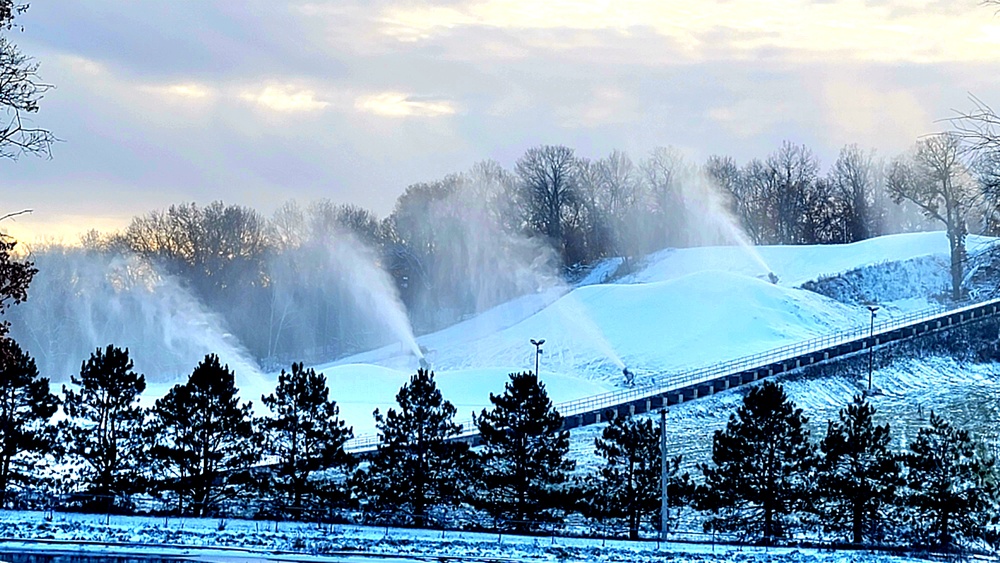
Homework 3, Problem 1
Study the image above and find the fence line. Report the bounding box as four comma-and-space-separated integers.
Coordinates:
2, 491, 987, 557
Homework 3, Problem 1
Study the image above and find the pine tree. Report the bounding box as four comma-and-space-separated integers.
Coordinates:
60, 345, 147, 509
817, 394, 901, 544
475, 371, 574, 530
148, 354, 259, 516
260, 362, 354, 519
0, 234, 36, 342
361, 368, 470, 526
0, 337, 57, 506
903, 412, 997, 549
698, 380, 816, 542
587, 412, 689, 540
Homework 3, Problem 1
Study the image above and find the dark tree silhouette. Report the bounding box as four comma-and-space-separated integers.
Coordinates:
476, 371, 574, 529
817, 394, 901, 544
0, 3, 56, 161
148, 354, 258, 516
887, 133, 976, 300
0, 233, 35, 342
360, 369, 470, 525
516, 145, 579, 262
0, 337, 56, 506
585, 412, 689, 540
60, 345, 147, 507
261, 362, 354, 518
903, 412, 997, 549
699, 380, 817, 542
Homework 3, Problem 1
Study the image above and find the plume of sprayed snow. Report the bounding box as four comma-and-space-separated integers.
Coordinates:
404, 166, 627, 372
682, 169, 772, 275
550, 292, 625, 370
264, 205, 425, 363
411, 166, 565, 336
327, 231, 423, 360
8, 247, 266, 390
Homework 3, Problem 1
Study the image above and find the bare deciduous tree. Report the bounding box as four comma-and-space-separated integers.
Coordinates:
0, 3, 55, 161
516, 145, 579, 260
829, 144, 882, 242
767, 142, 820, 244
640, 147, 687, 248
951, 95, 1000, 154
888, 133, 977, 300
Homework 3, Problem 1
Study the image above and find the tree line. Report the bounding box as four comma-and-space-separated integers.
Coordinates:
0, 328, 994, 551
11, 133, 997, 374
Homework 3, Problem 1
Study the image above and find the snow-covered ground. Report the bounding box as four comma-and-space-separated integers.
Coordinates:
9, 231, 1000, 562
306, 232, 996, 437
0, 510, 940, 563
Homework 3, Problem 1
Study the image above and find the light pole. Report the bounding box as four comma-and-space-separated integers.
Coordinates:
660, 408, 668, 542
530, 339, 545, 376
867, 305, 879, 391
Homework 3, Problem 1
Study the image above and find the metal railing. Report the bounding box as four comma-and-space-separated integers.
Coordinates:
345, 297, 1000, 453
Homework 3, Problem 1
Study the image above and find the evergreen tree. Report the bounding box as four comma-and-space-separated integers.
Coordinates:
148, 354, 258, 516
260, 362, 354, 519
475, 371, 574, 529
903, 412, 997, 549
698, 380, 816, 542
0, 337, 56, 506
0, 234, 37, 342
817, 394, 901, 544
361, 368, 470, 525
586, 412, 689, 540
60, 345, 147, 508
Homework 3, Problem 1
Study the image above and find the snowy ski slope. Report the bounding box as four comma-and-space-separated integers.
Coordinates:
309, 231, 996, 436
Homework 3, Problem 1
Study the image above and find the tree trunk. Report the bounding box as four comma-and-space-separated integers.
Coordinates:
941, 509, 951, 548
852, 496, 863, 544
947, 223, 965, 301
0, 452, 9, 508
764, 507, 773, 545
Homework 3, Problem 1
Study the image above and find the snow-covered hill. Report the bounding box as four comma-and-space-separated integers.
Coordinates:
304, 231, 997, 436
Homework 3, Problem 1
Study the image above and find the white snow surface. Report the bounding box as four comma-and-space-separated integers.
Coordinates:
0, 510, 936, 563
13, 232, 1000, 561
309, 232, 995, 436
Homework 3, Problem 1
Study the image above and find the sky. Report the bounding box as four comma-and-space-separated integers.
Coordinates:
3, 0, 1000, 242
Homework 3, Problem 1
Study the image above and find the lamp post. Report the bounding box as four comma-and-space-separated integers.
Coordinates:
867, 305, 879, 391
660, 408, 668, 542
530, 339, 545, 376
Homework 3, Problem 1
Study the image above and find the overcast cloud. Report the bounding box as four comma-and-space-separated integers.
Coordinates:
4, 0, 999, 241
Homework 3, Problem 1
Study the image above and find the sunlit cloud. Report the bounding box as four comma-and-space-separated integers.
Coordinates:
240, 85, 330, 112
355, 92, 457, 118
162, 83, 213, 99
377, 0, 1000, 63
143, 82, 215, 101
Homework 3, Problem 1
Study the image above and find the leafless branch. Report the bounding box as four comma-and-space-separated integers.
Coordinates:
0, 36, 57, 160
0, 208, 31, 222
948, 94, 1000, 154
